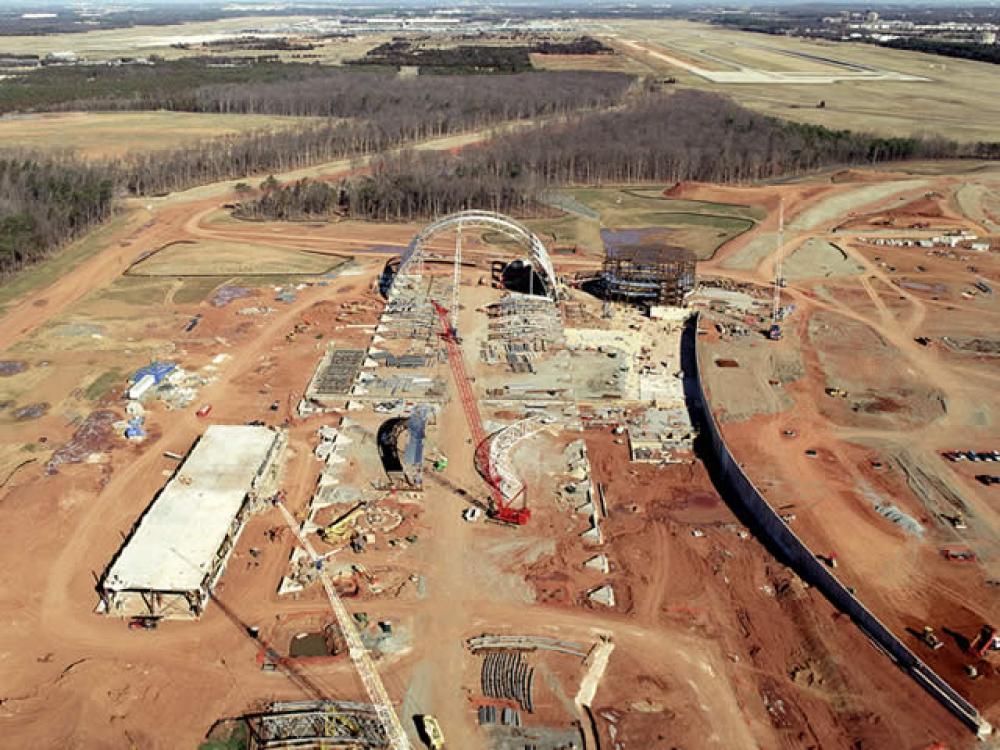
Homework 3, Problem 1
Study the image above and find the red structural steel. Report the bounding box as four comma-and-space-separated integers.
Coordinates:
431, 300, 530, 526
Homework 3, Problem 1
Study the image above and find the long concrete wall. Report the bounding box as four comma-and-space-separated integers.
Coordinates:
684, 314, 992, 739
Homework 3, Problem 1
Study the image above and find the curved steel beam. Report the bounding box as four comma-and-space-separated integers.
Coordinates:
393, 210, 559, 301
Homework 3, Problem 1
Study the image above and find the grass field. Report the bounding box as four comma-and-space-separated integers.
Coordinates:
0, 209, 140, 315
528, 186, 761, 260
601, 19, 1000, 142
129, 240, 345, 277
0, 16, 384, 65
528, 52, 653, 74
0, 111, 321, 159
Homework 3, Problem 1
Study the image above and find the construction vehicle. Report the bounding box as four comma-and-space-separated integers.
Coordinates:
941, 548, 978, 562
945, 512, 968, 530
919, 626, 944, 651
968, 625, 998, 658
127, 617, 158, 631
318, 503, 366, 546
420, 715, 445, 749
325, 708, 361, 738
431, 300, 531, 526
825, 387, 848, 398
196, 404, 213, 417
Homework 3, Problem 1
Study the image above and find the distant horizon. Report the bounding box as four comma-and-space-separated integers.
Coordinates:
0, 0, 998, 9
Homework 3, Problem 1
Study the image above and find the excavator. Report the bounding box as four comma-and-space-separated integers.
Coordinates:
969, 625, 998, 658
318, 502, 367, 546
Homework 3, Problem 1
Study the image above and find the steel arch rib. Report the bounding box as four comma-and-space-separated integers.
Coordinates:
394, 210, 559, 300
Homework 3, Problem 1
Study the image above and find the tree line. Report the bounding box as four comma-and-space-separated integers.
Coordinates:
235, 90, 1000, 223
0, 156, 114, 278
0, 59, 632, 117
347, 36, 615, 73
0, 69, 632, 276
879, 38, 1000, 66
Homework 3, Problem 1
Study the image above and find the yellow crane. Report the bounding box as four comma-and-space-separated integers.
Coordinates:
276, 501, 411, 750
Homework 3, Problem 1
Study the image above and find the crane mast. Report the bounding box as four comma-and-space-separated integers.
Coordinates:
769, 198, 785, 341
275, 502, 411, 750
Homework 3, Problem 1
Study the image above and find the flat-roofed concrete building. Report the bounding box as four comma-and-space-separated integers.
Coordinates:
99, 425, 286, 620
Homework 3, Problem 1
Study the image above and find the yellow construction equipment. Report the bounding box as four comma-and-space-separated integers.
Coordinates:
318, 502, 366, 545
324, 708, 361, 738
421, 715, 445, 749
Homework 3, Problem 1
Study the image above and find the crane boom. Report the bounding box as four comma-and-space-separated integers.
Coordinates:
275, 501, 411, 750
430, 300, 530, 525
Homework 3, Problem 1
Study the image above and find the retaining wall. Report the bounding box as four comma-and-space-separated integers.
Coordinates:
685, 314, 991, 739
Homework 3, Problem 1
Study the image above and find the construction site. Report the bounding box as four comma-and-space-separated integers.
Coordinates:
0, 156, 999, 750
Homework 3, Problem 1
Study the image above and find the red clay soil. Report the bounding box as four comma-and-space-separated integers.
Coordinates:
524, 430, 971, 748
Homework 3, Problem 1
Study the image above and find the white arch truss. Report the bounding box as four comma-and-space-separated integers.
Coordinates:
392, 210, 560, 302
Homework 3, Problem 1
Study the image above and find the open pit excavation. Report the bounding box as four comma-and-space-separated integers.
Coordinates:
2, 143, 1000, 750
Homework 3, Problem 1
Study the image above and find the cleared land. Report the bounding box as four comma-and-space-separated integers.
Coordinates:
129, 239, 345, 277
600, 19, 1000, 142
0, 153, 997, 749
531, 186, 761, 260
0, 111, 322, 159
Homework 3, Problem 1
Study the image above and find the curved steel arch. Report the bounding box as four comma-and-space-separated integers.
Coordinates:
393, 210, 559, 301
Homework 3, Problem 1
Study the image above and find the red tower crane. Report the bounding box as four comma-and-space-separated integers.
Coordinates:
431, 300, 531, 525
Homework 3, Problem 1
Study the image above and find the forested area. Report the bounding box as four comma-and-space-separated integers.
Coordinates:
0, 60, 631, 122
879, 38, 1000, 66
0, 68, 632, 275
109, 70, 631, 195
348, 36, 614, 73
0, 157, 114, 278
237, 90, 998, 222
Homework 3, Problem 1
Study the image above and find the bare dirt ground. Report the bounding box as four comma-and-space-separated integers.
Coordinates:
696, 161, 1000, 734
0, 143, 998, 750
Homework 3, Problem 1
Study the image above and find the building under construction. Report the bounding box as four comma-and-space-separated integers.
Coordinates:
601, 245, 696, 307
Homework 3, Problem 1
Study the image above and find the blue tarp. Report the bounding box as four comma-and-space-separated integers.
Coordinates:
132, 361, 176, 384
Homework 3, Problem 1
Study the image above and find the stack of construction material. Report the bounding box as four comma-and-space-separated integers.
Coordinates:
480, 650, 534, 712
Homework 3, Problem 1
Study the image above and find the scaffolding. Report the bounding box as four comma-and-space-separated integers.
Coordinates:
307, 348, 367, 400
601, 245, 696, 307
244, 700, 389, 749
481, 293, 565, 372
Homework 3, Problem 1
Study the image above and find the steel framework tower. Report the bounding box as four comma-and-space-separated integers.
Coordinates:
275, 502, 411, 750
769, 199, 785, 341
